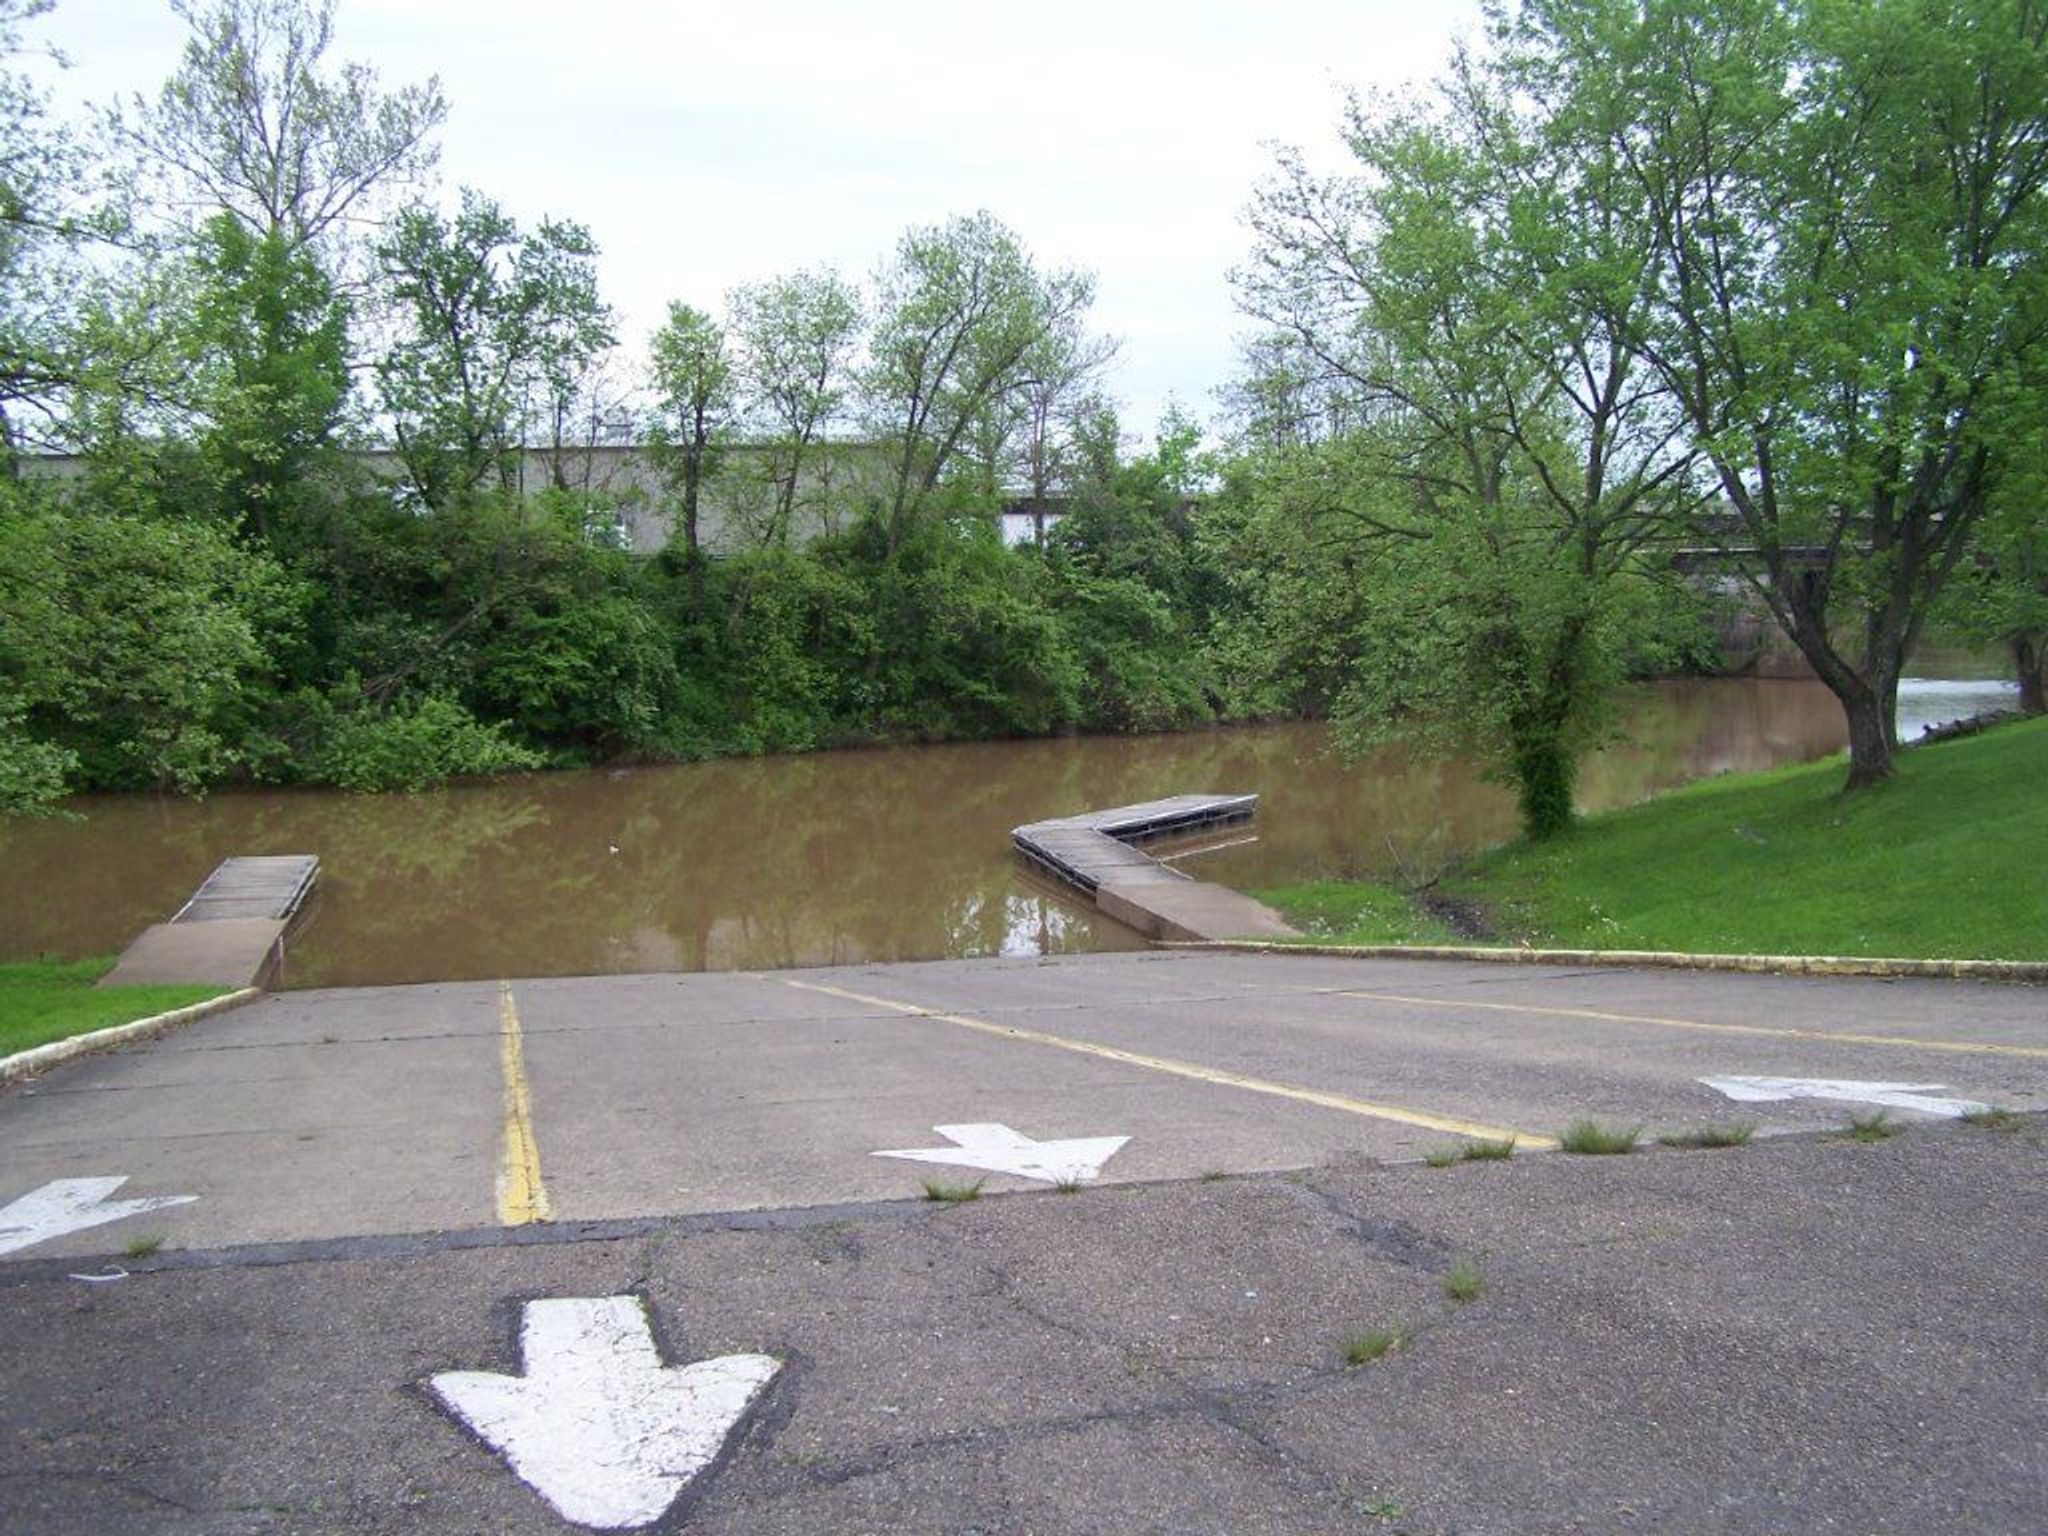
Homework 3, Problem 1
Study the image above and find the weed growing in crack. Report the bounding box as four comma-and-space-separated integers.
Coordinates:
1961, 1107, 2021, 1131
1443, 1258, 1483, 1303
123, 1234, 163, 1259
921, 1177, 986, 1203
1657, 1122, 1755, 1150
1842, 1110, 1901, 1143
1341, 1326, 1406, 1366
1559, 1119, 1640, 1155
1424, 1136, 1515, 1169
1052, 1177, 1083, 1195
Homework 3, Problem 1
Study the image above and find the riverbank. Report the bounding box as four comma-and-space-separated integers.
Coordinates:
1, 683, 1858, 986
1260, 715, 2047, 963
0, 959, 226, 1058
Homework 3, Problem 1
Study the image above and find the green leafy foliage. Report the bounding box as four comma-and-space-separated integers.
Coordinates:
375, 190, 613, 511
0, 693, 75, 815
1497, 0, 2048, 784
186, 213, 351, 546
306, 692, 541, 793
0, 483, 297, 792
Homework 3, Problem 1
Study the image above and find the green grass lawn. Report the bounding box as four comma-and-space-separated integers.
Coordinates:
1250, 880, 1465, 947
0, 957, 228, 1059
1261, 715, 2046, 962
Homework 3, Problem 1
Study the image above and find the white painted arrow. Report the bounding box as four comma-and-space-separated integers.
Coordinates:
874, 1122, 1130, 1184
0, 1177, 196, 1258
1700, 1076, 1990, 1119
429, 1296, 778, 1531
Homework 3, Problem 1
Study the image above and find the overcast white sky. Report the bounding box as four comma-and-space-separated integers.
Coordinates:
33, 0, 1481, 441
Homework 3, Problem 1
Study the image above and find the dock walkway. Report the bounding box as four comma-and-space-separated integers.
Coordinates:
173, 856, 320, 925
1013, 795, 1293, 942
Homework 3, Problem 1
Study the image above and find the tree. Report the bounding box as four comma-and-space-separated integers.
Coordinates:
1503, 0, 2048, 787
646, 301, 734, 563
375, 191, 613, 511
728, 268, 862, 546
108, 0, 444, 254
1054, 404, 1218, 615
1012, 313, 1118, 545
1225, 330, 1370, 450
187, 212, 350, 544
1937, 489, 2048, 714
0, 0, 111, 458
1234, 57, 1699, 837
862, 212, 1095, 553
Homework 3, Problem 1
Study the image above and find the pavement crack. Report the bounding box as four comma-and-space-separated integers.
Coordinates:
1282, 1176, 1457, 1270
1183, 1378, 1422, 1525
0, 1467, 203, 1515
755, 1396, 1206, 1497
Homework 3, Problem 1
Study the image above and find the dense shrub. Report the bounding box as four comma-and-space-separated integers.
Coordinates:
306, 692, 543, 793
0, 487, 298, 794
0, 445, 1234, 802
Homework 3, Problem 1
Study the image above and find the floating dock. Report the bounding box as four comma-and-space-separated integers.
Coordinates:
1014, 796, 1295, 943
100, 855, 319, 990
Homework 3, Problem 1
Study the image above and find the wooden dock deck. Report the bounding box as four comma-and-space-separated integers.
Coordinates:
1013, 795, 1292, 942
1013, 794, 1259, 894
173, 855, 321, 925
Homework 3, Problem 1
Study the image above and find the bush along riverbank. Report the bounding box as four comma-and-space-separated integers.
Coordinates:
1259, 715, 2048, 963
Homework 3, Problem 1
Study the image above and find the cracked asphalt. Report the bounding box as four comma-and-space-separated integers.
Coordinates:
2, 951, 2045, 1533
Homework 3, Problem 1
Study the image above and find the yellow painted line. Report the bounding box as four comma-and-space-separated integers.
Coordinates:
496, 982, 553, 1225
1332, 989, 2048, 1060
784, 978, 1554, 1148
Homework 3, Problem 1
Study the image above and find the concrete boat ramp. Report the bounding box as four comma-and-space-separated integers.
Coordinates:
1013, 792, 1297, 941
100, 854, 318, 990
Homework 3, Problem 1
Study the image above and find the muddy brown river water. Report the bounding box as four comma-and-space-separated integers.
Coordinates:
0, 676, 2014, 986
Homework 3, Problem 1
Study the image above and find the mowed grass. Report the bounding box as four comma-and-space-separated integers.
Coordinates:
1264, 717, 2046, 961
0, 958, 226, 1058
1248, 880, 1463, 946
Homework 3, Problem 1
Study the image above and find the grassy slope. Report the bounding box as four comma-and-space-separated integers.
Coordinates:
1251, 881, 1464, 947
0, 958, 226, 1058
1262, 716, 2046, 961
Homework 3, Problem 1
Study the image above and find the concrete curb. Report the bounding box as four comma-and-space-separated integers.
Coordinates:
1164, 940, 2048, 984
0, 988, 262, 1086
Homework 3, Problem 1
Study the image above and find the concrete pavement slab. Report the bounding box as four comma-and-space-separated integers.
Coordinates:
1184, 949, 2048, 1047
4, 953, 2042, 1260
799, 953, 2048, 1138
506, 971, 1428, 1217
0, 985, 504, 1255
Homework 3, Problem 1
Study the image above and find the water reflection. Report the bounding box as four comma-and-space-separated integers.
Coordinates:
0, 677, 1925, 986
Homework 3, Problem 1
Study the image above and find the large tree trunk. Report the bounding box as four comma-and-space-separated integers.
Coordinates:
1511, 729, 1577, 840
1767, 578, 1899, 790
2017, 634, 2046, 715
681, 462, 700, 561
1508, 617, 1588, 840
1840, 681, 1894, 789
